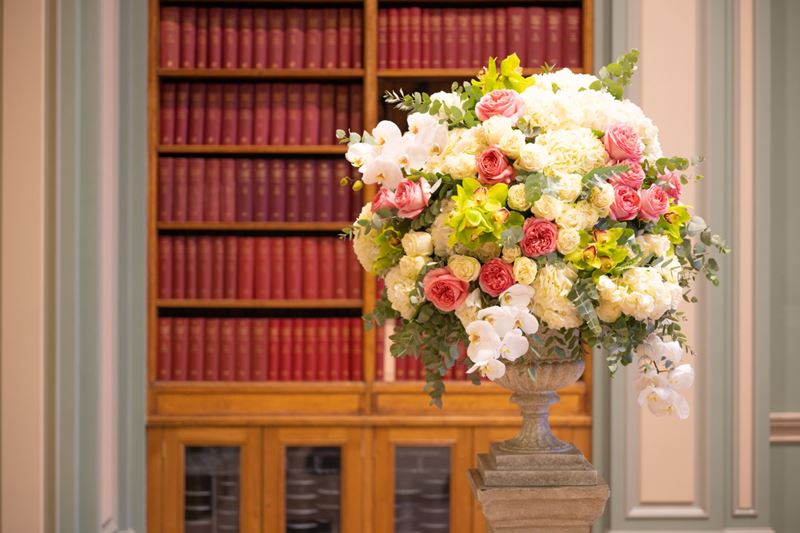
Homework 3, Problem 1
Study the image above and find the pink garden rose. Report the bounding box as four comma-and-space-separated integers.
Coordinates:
475, 89, 525, 121
604, 123, 643, 161
423, 267, 470, 312
609, 184, 641, 221
610, 159, 645, 189
519, 217, 558, 258
477, 146, 516, 185
658, 171, 682, 201
394, 178, 431, 219
638, 185, 670, 222
371, 186, 397, 213
479, 259, 515, 297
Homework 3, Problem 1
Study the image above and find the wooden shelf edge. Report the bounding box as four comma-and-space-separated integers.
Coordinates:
158, 67, 365, 80
372, 380, 586, 394
378, 67, 588, 79
157, 144, 348, 155
157, 298, 363, 309
151, 381, 367, 393
157, 221, 351, 232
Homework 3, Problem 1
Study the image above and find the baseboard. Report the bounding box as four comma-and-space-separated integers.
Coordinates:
607, 529, 775, 533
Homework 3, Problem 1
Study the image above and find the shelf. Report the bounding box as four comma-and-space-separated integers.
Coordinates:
378, 67, 587, 79
152, 381, 368, 393
157, 221, 351, 232
157, 298, 363, 309
158, 68, 365, 80
157, 144, 348, 155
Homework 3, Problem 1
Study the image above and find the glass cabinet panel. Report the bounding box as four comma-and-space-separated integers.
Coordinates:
184, 446, 241, 533
285, 447, 342, 533
395, 447, 450, 533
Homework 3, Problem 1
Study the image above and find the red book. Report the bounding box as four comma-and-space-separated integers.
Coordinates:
305, 319, 318, 381
350, 85, 362, 132
188, 158, 205, 221
221, 84, 238, 145
186, 237, 198, 299
333, 240, 348, 299
526, 8, 546, 68
160, 8, 180, 68
338, 9, 352, 68
204, 83, 222, 144
208, 8, 223, 68
270, 237, 286, 298
285, 159, 301, 222
160, 83, 176, 145
253, 9, 268, 68
375, 323, 385, 381
396, 355, 407, 381
173, 158, 188, 222
292, 320, 304, 381
268, 159, 286, 221
317, 319, 330, 380
198, 236, 213, 299
252, 319, 268, 380
285, 237, 303, 299
495, 9, 507, 60
238, 84, 254, 145
220, 158, 236, 222
545, 8, 564, 67
316, 160, 334, 221
353, 10, 363, 68
279, 319, 292, 381
305, 9, 323, 68
300, 160, 317, 221
223, 236, 238, 299
318, 238, 334, 299
196, 8, 208, 68
238, 8, 253, 68
268, 320, 280, 380
398, 9, 411, 69
334, 85, 349, 134
330, 319, 342, 380
286, 86, 302, 145
285, 9, 305, 69
421, 10, 431, 68
347, 246, 361, 298
172, 318, 189, 380
340, 323, 351, 380
456, 9, 471, 68
351, 319, 363, 381
157, 318, 173, 380
204, 158, 221, 222
378, 10, 388, 69
430, 9, 443, 68
322, 9, 338, 69
387, 8, 400, 69
254, 237, 271, 299
180, 7, 197, 68
442, 9, 458, 68
253, 159, 269, 221
506, 7, 526, 66
237, 236, 254, 299
236, 319, 252, 380
563, 8, 582, 68
222, 8, 239, 68
319, 85, 336, 145
236, 158, 253, 222
219, 319, 236, 381
269, 83, 287, 145
158, 158, 173, 221
470, 9, 483, 67
301, 83, 321, 145
302, 237, 319, 298
333, 160, 351, 221
253, 83, 270, 145
483, 10, 495, 64
158, 236, 173, 298
267, 9, 285, 68
188, 83, 206, 144
211, 237, 225, 299
175, 83, 189, 145
204, 318, 220, 380
188, 318, 205, 380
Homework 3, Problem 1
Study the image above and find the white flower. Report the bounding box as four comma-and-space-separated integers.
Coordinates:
352, 203, 379, 274
555, 204, 583, 229
557, 173, 584, 202
384, 265, 418, 319
507, 184, 531, 211
637, 333, 684, 369
481, 115, 515, 145
467, 356, 507, 380
398, 254, 427, 278
498, 130, 526, 159
638, 384, 690, 419
513, 257, 538, 285
502, 245, 522, 263
536, 127, 609, 176
441, 153, 477, 180
455, 289, 482, 327
360, 156, 404, 189
533, 69, 600, 92
636, 234, 671, 258
345, 142, 376, 169
667, 364, 695, 390
466, 320, 500, 348
499, 284, 535, 309
517, 143, 549, 172
557, 228, 581, 255
406, 112, 449, 160
596, 300, 622, 322
532, 194, 563, 221
477, 306, 519, 337
448, 254, 481, 282
530, 264, 583, 329
372, 120, 403, 146
401, 231, 433, 257
430, 199, 456, 257
590, 182, 615, 209
464, 242, 502, 263
429, 91, 463, 119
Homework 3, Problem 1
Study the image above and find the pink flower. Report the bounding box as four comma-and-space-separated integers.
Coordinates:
371, 186, 397, 213
479, 259, 515, 297
658, 171, 682, 201
638, 186, 670, 222
609, 184, 641, 221
423, 267, 470, 312
519, 217, 558, 258
603, 123, 643, 161
477, 146, 516, 185
610, 159, 645, 189
475, 89, 525, 122
394, 179, 431, 219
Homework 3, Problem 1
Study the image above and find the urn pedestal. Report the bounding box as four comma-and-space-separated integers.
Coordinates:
470, 360, 609, 533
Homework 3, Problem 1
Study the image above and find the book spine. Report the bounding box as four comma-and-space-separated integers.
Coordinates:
224, 236, 238, 299
175, 83, 189, 145
333, 239, 347, 299
237, 236, 254, 299
470, 9, 483, 67
506, 7, 526, 66
322, 9, 338, 69
526, 8, 546, 68
319, 85, 335, 145
301, 83, 321, 145
545, 8, 564, 67
387, 8, 399, 69
285, 237, 303, 299
222, 8, 239, 68
236, 158, 253, 222
204, 318, 220, 380
338, 8, 352, 68
267, 9, 285, 68
333, 160, 351, 221
286, 84, 302, 145
495, 9, 507, 60
238, 8, 253, 68
299, 160, 317, 222
375, 322, 385, 381
340, 321, 351, 380
285, 159, 301, 222
268, 319, 280, 380
395, 354, 407, 381
180, 7, 197, 68
198, 236, 213, 299
160, 83, 176, 145
483, 10, 495, 65
211, 237, 225, 299
442, 9, 457, 68
254, 237, 271, 299
430, 9, 443, 68
196, 8, 208, 68
329, 319, 341, 380
378, 10, 388, 69
253, 83, 270, 145
305, 9, 323, 68
270, 237, 286, 299
252, 318, 268, 380
291, 319, 304, 381
351, 319, 363, 381
160, 7, 180, 68
350, 85, 362, 133
352, 9, 363, 68
158, 158, 174, 221
237, 84, 254, 145
285, 9, 305, 69
318, 238, 334, 299
421, 9, 431, 69
173, 158, 188, 222
204, 83, 222, 145
204, 158, 221, 222
305, 319, 317, 381
253, 9, 268, 68
172, 318, 189, 380
302, 237, 319, 298
236, 318, 252, 380
268, 159, 286, 221
398, 8, 410, 69
220, 158, 236, 222
158, 236, 173, 298
456, 9, 471, 68
316, 160, 334, 221
188, 158, 205, 221
409, 8, 421, 68
347, 245, 361, 299
269, 83, 287, 145
221, 84, 238, 145
188, 318, 205, 380
208, 8, 223, 68
317, 319, 330, 380
253, 159, 269, 221
219, 318, 236, 381
279, 319, 292, 381
157, 317, 173, 380
185, 236, 198, 299
333, 85, 349, 137
563, 8, 582, 68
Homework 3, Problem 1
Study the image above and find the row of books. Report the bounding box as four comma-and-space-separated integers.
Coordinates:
157, 236, 362, 301
160, 82, 361, 146
160, 7, 363, 70
375, 321, 469, 381
158, 158, 361, 223
157, 317, 364, 382
378, 7, 582, 69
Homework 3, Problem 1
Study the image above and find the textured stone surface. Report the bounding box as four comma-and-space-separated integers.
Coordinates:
477, 454, 598, 487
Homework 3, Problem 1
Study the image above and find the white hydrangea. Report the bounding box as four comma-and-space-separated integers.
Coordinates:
530, 264, 583, 329
384, 265, 419, 320
636, 234, 671, 257
352, 203, 379, 274
597, 268, 682, 322
429, 91, 463, 120
481, 115, 516, 145
536, 127, 609, 176
533, 69, 601, 92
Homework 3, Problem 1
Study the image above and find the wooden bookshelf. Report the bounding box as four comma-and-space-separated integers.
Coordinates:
157, 221, 351, 231
158, 67, 366, 79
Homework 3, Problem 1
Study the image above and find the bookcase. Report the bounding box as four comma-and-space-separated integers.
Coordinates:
147, 1, 594, 531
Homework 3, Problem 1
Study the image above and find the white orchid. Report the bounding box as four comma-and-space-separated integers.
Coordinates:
499, 283, 535, 308
635, 335, 694, 420
372, 120, 403, 145
360, 156, 404, 189
345, 142, 377, 169
636, 333, 684, 370
638, 385, 690, 419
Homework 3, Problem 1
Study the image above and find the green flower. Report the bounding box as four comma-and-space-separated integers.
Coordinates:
564, 227, 633, 275
656, 205, 691, 244
446, 178, 524, 249
472, 54, 536, 94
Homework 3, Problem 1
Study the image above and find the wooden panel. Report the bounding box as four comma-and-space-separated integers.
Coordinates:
147, 427, 164, 533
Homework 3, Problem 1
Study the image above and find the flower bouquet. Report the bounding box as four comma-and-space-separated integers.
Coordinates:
340, 50, 728, 433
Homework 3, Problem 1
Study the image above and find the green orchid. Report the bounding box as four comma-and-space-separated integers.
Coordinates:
656, 205, 691, 244
472, 54, 536, 94
565, 227, 634, 275
446, 178, 524, 249
371, 225, 404, 275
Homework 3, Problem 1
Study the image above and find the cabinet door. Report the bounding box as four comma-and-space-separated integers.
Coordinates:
163, 427, 262, 533
264, 427, 366, 533
374, 427, 473, 533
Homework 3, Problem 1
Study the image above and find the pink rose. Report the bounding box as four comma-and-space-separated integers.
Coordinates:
638, 186, 670, 222
475, 89, 525, 122
423, 267, 470, 312
477, 146, 516, 185
479, 259, 515, 297
609, 184, 641, 221
603, 123, 643, 161
519, 217, 558, 258
610, 159, 645, 189
394, 179, 431, 219
371, 186, 397, 213
658, 171, 682, 201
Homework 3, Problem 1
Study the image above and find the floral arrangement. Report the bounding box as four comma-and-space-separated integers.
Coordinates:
339, 51, 728, 418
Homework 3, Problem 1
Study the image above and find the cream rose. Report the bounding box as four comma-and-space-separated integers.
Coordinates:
502, 245, 522, 262
590, 182, 615, 209
532, 194, 563, 221
398, 254, 427, 278
507, 184, 531, 211
448, 254, 481, 282
513, 257, 538, 285
555, 205, 583, 229
636, 234, 671, 257
597, 300, 622, 322
498, 130, 526, 159
556, 228, 581, 255
558, 173, 583, 202
401, 231, 433, 257
481, 115, 515, 145
442, 153, 477, 180
517, 143, 549, 172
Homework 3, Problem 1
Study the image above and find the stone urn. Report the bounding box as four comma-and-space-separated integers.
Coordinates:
470, 357, 610, 533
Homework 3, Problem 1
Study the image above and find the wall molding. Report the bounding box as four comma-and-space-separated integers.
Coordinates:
769, 412, 800, 443
608, 529, 775, 533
